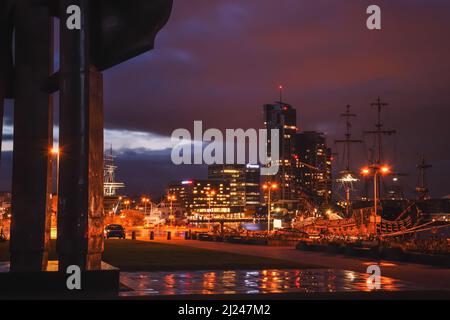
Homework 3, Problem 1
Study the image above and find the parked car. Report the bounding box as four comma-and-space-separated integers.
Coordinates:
104, 224, 126, 239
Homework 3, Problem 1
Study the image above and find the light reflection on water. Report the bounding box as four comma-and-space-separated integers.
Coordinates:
120, 269, 417, 297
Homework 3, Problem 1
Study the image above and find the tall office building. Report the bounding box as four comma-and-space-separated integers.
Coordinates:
167, 179, 231, 218
263, 101, 298, 209
294, 131, 332, 206
208, 164, 260, 215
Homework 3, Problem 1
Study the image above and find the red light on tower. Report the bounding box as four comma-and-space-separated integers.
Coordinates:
278, 85, 284, 102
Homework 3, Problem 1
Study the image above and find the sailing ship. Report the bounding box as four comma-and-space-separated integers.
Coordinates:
294, 98, 450, 240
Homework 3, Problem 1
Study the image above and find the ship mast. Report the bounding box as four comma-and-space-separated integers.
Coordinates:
364, 97, 396, 198
335, 105, 362, 216
335, 105, 362, 172
362, 97, 396, 238
104, 145, 125, 197
416, 155, 432, 200
364, 97, 396, 166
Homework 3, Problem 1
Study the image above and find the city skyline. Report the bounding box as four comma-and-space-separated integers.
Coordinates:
0, 0, 449, 303
1, 0, 450, 198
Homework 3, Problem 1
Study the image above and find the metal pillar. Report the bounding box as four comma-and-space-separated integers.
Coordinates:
57, 0, 104, 271
9, 1, 53, 272
0, 91, 4, 168
0, 0, 14, 166
267, 188, 271, 234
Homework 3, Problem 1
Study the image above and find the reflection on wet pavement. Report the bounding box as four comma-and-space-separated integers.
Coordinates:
120, 269, 418, 297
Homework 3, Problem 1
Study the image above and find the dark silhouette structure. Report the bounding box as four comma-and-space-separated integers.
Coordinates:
0, 0, 172, 273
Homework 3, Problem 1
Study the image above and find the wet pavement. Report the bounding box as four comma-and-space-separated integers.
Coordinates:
119, 268, 419, 297
149, 239, 450, 290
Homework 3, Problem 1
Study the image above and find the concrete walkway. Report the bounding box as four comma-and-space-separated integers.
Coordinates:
150, 238, 450, 290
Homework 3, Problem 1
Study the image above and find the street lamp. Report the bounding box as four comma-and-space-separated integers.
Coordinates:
360, 164, 391, 238
124, 199, 130, 210
50, 146, 60, 210
167, 194, 176, 226
380, 166, 390, 175
263, 183, 278, 235
205, 190, 215, 230
141, 196, 150, 214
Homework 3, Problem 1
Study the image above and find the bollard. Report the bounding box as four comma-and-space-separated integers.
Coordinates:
150, 231, 155, 240
131, 231, 136, 240
167, 231, 171, 240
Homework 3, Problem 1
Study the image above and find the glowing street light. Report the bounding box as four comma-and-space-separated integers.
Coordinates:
51, 146, 60, 155
360, 164, 392, 238
205, 190, 216, 230
361, 167, 370, 176
167, 194, 177, 226
380, 166, 390, 174
141, 196, 150, 214
262, 183, 278, 235
50, 146, 61, 212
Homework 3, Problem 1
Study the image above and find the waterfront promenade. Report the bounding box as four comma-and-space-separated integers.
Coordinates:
147, 236, 450, 291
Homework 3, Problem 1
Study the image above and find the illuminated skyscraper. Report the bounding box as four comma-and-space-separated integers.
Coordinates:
294, 131, 332, 206
263, 101, 298, 210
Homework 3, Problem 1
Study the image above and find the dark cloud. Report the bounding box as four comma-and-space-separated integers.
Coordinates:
103, 0, 450, 134
114, 149, 206, 197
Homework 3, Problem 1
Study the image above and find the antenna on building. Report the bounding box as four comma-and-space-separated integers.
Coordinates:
278, 85, 283, 102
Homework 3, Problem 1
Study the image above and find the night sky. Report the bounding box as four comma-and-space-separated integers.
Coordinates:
1, 0, 450, 199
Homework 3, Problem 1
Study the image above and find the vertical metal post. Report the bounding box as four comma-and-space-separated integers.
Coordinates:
0, 0, 14, 169
373, 169, 378, 237
267, 188, 271, 234
0, 95, 4, 167
10, 1, 53, 272
345, 186, 350, 217
58, 0, 104, 271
